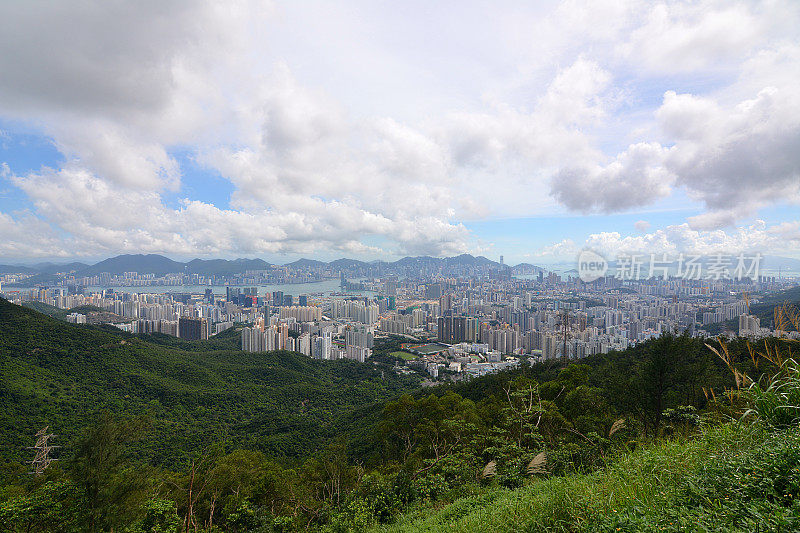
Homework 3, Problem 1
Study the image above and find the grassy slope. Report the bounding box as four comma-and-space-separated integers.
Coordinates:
0, 299, 420, 467
377, 423, 800, 532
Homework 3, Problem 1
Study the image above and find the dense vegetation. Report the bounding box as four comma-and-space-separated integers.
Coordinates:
1, 298, 800, 531
0, 298, 420, 467
705, 285, 800, 334
21, 300, 70, 320
378, 423, 800, 532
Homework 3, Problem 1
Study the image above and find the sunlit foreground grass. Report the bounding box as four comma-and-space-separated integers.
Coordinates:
374, 422, 800, 532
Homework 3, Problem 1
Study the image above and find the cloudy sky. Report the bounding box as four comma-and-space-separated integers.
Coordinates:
0, 0, 798, 265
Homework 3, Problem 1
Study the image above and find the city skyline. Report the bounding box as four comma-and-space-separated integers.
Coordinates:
0, 1, 799, 264
2, 3, 800, 526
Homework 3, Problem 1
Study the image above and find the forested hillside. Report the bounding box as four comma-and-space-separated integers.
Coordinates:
1, 298, 799, 531
0, 298, 420, 467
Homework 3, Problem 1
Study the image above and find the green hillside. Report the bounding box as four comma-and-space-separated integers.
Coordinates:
749, 286, 800, 330
21, 300, 68, 320
0, 298, 420, 466
1, 298, 799, 531
20, 302, 104, 321
377, 423, 800, 532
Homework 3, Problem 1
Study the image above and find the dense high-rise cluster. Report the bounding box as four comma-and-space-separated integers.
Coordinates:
3, 255, 797, 381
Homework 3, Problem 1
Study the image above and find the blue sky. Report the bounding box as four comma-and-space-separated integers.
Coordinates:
0, 1, 798, 265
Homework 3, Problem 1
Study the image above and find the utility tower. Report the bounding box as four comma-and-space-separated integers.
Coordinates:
29, 426, 59, 475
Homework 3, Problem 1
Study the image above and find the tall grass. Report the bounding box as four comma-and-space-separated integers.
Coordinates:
707, 303, 800, 428
746, 358, 800, 427
372, 423, 787, 532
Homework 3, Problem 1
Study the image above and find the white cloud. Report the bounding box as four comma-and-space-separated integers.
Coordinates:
619, 2, 765, 73
0, 1, 256, 127
551, 83, 800, 225
545, 1, 800, 228
662, 87, 800, 220
583, 220, 800, 257
0, 0, 798, 258
685, 210, 740, 231
550, 142, 674, 212
51, 123, 181, 191
768, 221, 800, 242
9, 164, 471, 259
0, 212, 72, 258
441, 58, 611, 169
534, 238, 579, 258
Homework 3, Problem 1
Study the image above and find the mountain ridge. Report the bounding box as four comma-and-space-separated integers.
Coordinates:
3, 253, 549, 278
2, 253, 799, 278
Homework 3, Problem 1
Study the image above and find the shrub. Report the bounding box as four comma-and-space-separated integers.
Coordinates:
745, 359, 800, 428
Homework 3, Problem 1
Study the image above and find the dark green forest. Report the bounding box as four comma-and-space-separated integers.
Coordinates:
0, 299, 420, 467
1, 297, 799, 531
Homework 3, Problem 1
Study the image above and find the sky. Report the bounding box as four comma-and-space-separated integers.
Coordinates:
0, 0, 798, 266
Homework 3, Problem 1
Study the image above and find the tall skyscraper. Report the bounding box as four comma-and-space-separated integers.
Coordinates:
272, 291, 284, 308
438, 316, 477, 344
226, 287, 240, 302
178, 317, 208, 341
425, 283, 442, 299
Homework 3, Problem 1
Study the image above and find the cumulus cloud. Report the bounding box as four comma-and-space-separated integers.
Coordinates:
9, 163, 471, 258
662, 87, 800, 220
550, 80, 800, 225
0, 212, 72, 258
51, 123, 182, 191
583, 220, 800, 258
441, 58, 610, 169
534, 239, 579, 258
0, 1, 477, 258
619, 2, 766, 72
545, 1, 800, 228
768, 221, 800, 242
550, 142, 673, 212
0, 0, 798, 258
533, 218, 800, 264
0, 0, 253, 126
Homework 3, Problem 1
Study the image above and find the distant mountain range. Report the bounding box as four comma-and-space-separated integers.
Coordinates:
80, 254, 185, 276
0, 264, 39, 274
2, 253, 547, 281
4, 252, 800, 283
77, 255, 274, 277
